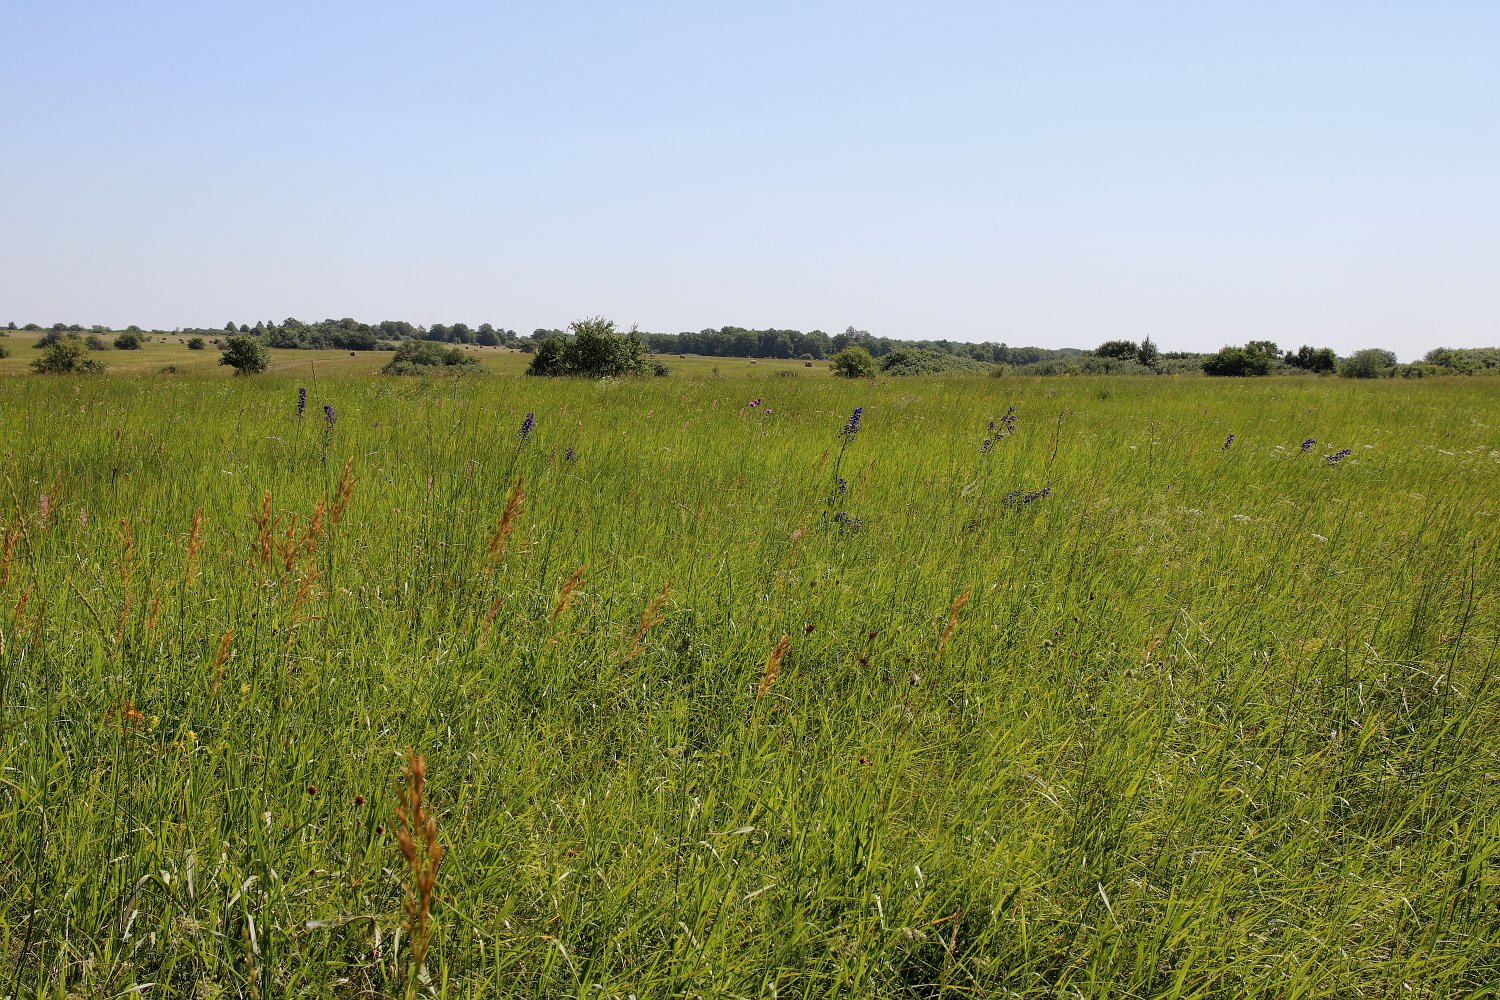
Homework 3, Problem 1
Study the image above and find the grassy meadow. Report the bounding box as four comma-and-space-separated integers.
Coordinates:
1, 366, 1497, 998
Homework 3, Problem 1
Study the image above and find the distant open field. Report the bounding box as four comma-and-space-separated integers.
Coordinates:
1, 371, 1496, 997
0, 335, 835, 380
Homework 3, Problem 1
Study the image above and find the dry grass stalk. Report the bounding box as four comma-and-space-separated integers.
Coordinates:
253, 492, 274, 568
183, 507, 205, 584
0, 524, 18, 591
329, 457, 356, 527
476, 592, 506, 648
935, 589, 971, 663
758, 634, 791, 698
277, 513, 304, 574
625, 582, 672, 661
551, 565, 585, 620
1142, 624, 1170, 665
13, 583, 34, 627
395, 750, 442, 978
484, 477, 524, 567
114, 518, 135, 648
209, 628, 235, 694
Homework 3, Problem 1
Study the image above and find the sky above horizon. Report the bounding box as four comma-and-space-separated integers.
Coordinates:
3, 2, 1497, 361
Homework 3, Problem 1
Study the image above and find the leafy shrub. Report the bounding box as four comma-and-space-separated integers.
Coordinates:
186, 337, 205, 350
113, 331, 142, 350
1424, 347, 1500, 374
0, 343, 9, 359
1285, 345, 1338, 372
1202, 346, 1272, 377
877, 348, 992, 376
1340, 349, 1397, 379
829, 345, 877, 378
32, 339, 106, 374
381, 341, 486, 376
219, 336, 270, 376
525, 318, 652, 378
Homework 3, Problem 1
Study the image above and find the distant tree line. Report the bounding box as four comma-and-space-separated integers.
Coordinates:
6, 318, 1496, 379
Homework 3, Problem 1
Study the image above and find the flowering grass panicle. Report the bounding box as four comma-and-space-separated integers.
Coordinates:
395, 751, 442, 985
757, 634, 791, 698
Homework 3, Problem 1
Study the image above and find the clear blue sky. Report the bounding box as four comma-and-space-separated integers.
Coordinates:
3, 2, 1496, 359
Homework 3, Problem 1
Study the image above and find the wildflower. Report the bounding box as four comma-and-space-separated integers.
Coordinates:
836, 477, 848, 495
297, 386, 307, 419
981, 406, 1016, 452
354, 795, 365, 807
1002, 486, 1052, 507
518, 411, 535, 442
1327, 448, 1352, 464
1301, 437, 1316, 452
748, 398, 761, 408
564, 447, 578, 463
323, 404, 336, 426
839, 406, 863, 441
832, 510, 863, 532
1223, 434, 1235, 450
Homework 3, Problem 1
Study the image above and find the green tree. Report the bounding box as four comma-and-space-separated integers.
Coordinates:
830, 345, 877, 378
1285, 345, 1337, 372
1340, 348, 1397, 379
527, 317, 651, 378
219, 336, 270, 375
113, 331, 142, 350
1095, 339, 1139, 360
1137, 337, 1160, 369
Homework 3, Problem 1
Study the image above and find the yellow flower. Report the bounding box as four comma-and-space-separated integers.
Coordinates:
149, 715, 160, 729
240, 683, 251, 695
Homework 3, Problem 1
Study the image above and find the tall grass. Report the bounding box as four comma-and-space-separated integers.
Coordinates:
1, 372, 1496, 997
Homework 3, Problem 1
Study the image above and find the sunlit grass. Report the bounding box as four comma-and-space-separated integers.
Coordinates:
1, 372, 1496, 997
